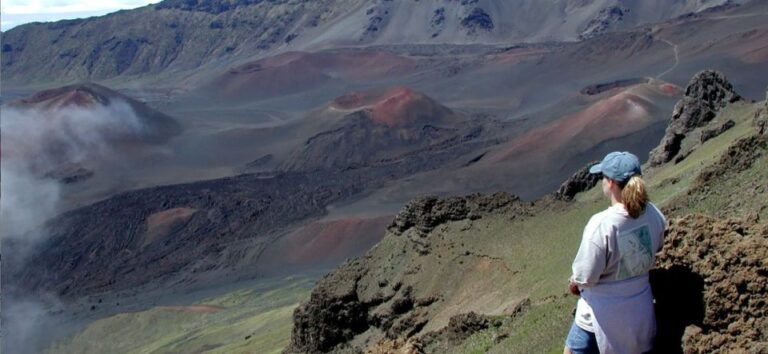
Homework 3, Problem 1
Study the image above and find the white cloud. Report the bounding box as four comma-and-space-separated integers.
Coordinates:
0, 102, 145, 240
0, 0, 157, 30
2, 0, 156, 15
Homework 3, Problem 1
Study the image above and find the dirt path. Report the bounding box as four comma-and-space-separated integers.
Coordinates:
706, 12, 768, 21
657, 38, 679, 80
654, 11, 768, 80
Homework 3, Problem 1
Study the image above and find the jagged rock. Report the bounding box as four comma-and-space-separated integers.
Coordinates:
287, 257, 440, 353
649, 70, 742, 166
387, 311, 429, 339
700, 120, 735, 143
652, 214, 768, 353
285, 260, 371, 354
653, 133, 686, 166
444, 312, 491, 345
391, 286, 415, 315
387, 193, 521, 236
554, 161, 601, 201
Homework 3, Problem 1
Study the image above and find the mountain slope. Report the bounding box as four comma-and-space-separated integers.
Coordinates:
0, 0, 748, 86
285, 72, 768, 353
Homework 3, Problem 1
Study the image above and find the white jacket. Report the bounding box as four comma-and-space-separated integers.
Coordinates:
571, 203, 666, 354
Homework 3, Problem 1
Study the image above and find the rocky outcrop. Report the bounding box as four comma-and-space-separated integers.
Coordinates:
286, 192, 531, 353
700, 119, 735, 143
580, 6, 629, 40
649, 70, 742, 166
694, 135, 767, 187
755, 88, 768, 136
387, 193, 523, 236
652, 214, 768, 353
442, 312, 491, 345
461, 8, 494, 34
286, 259, 371, 354
553, 161, 601, 201
285, 256, 438, 353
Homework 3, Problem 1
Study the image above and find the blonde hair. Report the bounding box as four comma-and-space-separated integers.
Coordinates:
619, 175, 649, 219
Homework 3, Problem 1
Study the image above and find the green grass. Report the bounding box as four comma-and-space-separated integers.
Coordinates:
416, 101, 765, 353
45, 101, 765, 354
647, 102, 756, 205
45, 277, 314, 354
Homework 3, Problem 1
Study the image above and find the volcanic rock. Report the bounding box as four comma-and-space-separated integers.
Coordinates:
700, 120, 735, 143
443, 312, 491, 345
649, 70, 742, 166
10, 168, 376, 298
286, 259, 371, 354
553, 161, 601, 201
461, 8, 494, 34
387, 193, 522, 236
652, 214, 768, 353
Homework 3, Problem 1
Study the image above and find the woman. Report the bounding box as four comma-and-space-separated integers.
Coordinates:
564, 151, 666, 354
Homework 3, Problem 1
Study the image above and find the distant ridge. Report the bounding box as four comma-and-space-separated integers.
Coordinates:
1, 0, 747, 86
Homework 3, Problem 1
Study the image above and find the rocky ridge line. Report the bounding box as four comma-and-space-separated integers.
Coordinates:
649, 70, 741, 166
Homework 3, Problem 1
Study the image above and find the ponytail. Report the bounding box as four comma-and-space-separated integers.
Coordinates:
620, 175, 648, 219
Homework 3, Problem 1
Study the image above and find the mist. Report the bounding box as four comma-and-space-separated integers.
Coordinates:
1, 101, 145, 240
1, 100, 149, 354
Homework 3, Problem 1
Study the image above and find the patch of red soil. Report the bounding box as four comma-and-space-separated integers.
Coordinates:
328, 86, 454, 127
15, 86, 108, 111
158, 305, 226, 313
144, 207, 198, 246
370, 87, 450, 127
486, 90, 656, 164
260, 216, 392, 270
659, 83, 682, 96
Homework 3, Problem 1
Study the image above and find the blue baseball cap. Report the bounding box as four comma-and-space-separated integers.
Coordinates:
589, 151, 641, 183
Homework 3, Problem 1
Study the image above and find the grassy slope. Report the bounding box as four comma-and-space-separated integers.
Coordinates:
44, 101, 762, 354
426, 100, 762, 353
45, 277, 314, 354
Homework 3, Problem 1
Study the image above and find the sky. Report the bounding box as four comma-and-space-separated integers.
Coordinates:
1, 0, 157, 31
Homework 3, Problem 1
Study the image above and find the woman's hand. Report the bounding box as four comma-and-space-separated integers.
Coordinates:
568, 281, 581, 296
